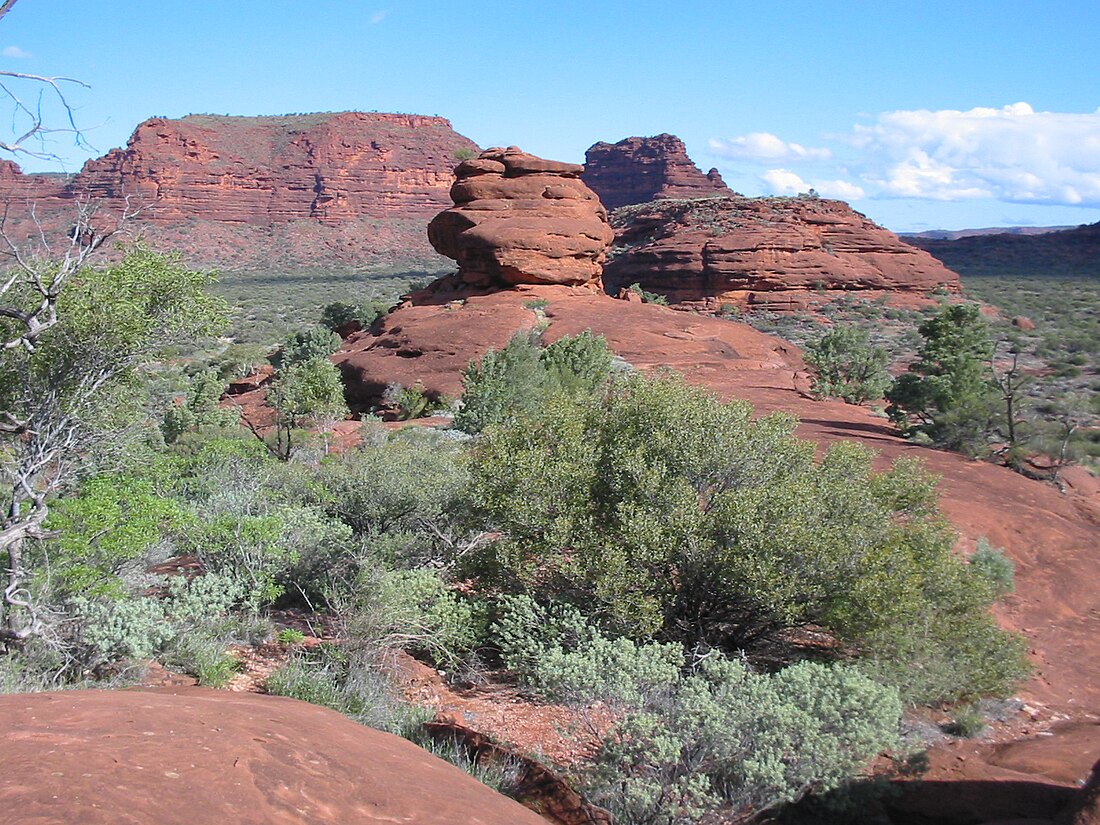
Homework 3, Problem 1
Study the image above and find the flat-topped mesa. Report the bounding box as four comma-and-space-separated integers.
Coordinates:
582, 134, 735, 210
427, 146, 614, 287
72, 112, 478, 225
604, 195, 961, 308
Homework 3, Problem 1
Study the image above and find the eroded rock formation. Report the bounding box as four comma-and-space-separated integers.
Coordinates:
582, 134, 733, 209
427, 147, 614, 287
603, 195, 960, 308
0, 113, 477, 223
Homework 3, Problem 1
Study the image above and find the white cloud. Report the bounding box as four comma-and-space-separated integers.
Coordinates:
369, 10, 388, 24
851, 103, 1100, 205
761, 169, 807, 193
761, 168, 865, 200
2, 46, 32, 59
710, 132, 831, 162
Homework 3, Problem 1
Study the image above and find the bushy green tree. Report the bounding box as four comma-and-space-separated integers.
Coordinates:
42, 474, 186, 598
453, 330, 613, 433
266, 356, 349, 460
541, 330, 615, 395
162, 368, 239, 443
271, 325, 342, 370
886, 304, 1000, 451
319, 300, 390, 334
805, 324, 891, 403
453, 331, 545, 433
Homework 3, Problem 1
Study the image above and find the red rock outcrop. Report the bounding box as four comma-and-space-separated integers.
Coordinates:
0, 112, 479, 268
603, 195, 960, 308
74, 113, 476, 224
426, 147, 613, 287
0, 687, 548, 825
333, 279, 803, 411
582, 134, 734, 209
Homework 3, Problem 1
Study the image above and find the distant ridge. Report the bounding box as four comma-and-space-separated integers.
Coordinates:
907, 221, 1100, 277
901, 225, 1074, 241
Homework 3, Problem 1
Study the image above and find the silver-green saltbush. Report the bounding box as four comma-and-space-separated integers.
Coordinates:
590, 657, 902, 823
490, 596, 901, 823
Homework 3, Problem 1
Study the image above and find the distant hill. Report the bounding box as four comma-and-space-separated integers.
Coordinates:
901, 226, 1073, 241
908, 221, 1100, 277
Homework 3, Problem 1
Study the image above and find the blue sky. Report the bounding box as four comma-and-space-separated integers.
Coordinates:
2, 0, 1099, 232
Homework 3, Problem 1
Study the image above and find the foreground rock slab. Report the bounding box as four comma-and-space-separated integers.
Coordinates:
0, 688, 547, 825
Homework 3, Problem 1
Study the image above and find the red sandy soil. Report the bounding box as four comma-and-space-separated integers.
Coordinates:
0, 688, 548, 825
393, 651, 614, 768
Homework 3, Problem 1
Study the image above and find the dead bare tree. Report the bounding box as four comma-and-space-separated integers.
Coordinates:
0, 1, 149, 649
989, 340, 1031, 468
0, 0, 94, 163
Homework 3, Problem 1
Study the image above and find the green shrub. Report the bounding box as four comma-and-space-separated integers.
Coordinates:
162, 368, 240, 443
467, 372, 1029, 702
945, 703, 986, 738
486, 596, 901, 821
272, 325, 342, 369
453, 331, 545, 433
73, 572, 247, 672
76, 596, 175, 663
491, 595, 681, 706
540, 331, 614, 396
370, 569, 482, 670
969, 538, 1015, 595
277, 628, 306, 644
382, 381, 443, 420
314, 433, 467, 570
43, 474, 186, 598
627, 282, 670, 305
805, 324, 891, 404
586, 656, 901, 823
319, 300, 390, 333
165, 632, 239, 687
453, 330, 612, 434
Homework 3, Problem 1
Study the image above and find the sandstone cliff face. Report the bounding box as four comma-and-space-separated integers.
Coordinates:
427, 147, 614, 287
74, 112, 478, 224
603, 195, 960, 307
582, 134, 733, 210
0, 112, 479, 268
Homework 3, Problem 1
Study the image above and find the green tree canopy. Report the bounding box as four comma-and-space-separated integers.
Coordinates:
886, 303, 1000, 450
